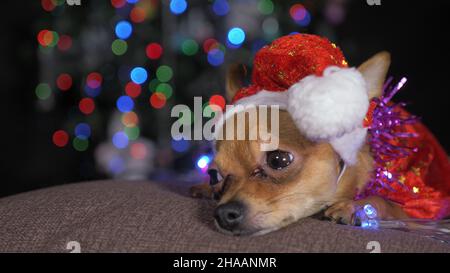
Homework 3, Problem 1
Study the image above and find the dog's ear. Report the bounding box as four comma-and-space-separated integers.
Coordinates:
226, 64, 246, 102
358, 51, 391, 99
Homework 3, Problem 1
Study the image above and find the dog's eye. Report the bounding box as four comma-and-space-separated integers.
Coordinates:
266, 150, 294, 170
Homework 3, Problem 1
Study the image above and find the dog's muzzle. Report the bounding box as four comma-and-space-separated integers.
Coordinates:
214, 201, 246, 231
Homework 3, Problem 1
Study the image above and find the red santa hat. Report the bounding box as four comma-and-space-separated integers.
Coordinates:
220, 34, 370, 165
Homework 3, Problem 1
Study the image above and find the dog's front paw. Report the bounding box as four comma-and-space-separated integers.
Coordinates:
189, 183, 213, 199
324, 200, 358, 225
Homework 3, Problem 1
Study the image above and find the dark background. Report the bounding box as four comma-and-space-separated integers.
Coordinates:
1, 0, 449, 198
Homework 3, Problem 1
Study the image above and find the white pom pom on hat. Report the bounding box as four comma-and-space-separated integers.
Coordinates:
287, 66, 368, 140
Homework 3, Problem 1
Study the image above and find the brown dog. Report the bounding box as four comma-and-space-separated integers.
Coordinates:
191, 52, 409, 236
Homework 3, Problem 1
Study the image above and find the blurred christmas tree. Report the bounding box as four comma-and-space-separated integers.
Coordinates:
29, 0, 357, 184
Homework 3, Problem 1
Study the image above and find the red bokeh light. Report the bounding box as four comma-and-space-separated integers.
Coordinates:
130, 143, 148, 160
52, 130, 69, 147
150, 93, 166, 109
79, 98, 95, 115
130, 7, 147, 23
37, 30, 53, 47
41, 0, 56, 12
56, 73, 73, 91
203, 38, 219, 53
122, 112, 139, 127
57, 35, 72, 51
289, 4, 307, 21
125, 82, 142, 98
209, 94, 226, 110
111, 0, 126, 8
86, 72, 102, 89
146, 43, 163, 60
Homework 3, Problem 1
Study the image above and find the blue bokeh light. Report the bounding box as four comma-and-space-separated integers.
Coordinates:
227, 27, 245, 45
294, 11, 311, 27
109, 156, 125, 175
112, 131, 129, 149
207, 49, 225, 66
130, 67, 148, 84
75, 123, 91, 139
84, 85, 101, 97
115, 20, 133, 40
126, 0, 139, 3
170, 0, 187, 15
171, 139, 190, 153
116, 95, 135, 113
212, 0, 229, 16
197, 155, 211, 169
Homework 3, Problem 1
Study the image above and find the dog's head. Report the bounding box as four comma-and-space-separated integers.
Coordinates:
212, 52, 391, 236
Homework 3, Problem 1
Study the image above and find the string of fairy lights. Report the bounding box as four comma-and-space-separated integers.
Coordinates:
35, 0, 313, 174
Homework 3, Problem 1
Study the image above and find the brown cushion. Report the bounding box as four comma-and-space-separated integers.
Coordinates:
0, 180, 449, 252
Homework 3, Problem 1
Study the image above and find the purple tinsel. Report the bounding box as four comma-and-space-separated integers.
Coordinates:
362, 77, 419, 195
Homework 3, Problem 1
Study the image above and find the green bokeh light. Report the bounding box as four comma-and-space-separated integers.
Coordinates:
73, 137, 89, 152
181, 39, 199, 56
258, 0, 274, 15
156, 83, 173, 99
48, 31, 59, 47
35, 83, 51, 100
156, 65, 173, 82
54, 0, 66, 6
148, 78, 160, 93
111, 39, 128, 56
124, 126, 140, 140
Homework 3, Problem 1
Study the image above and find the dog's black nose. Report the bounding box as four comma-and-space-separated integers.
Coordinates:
214, 201, 245, 231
